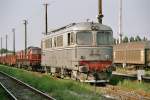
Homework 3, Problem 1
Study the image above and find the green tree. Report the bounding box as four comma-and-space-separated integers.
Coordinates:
113, 38, 117, 45
0, 48, 13, 54
116, 39, 119, 44
123, 36, 129, 43
143, 36, 147, 41
129, 36, 135, 42
135, 35, 141, 41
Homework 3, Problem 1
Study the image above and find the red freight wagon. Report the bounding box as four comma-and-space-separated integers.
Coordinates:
0, 46, 41, 71
15, 47, 41, 70
27, 47, 41, 66
10, 55, 17, 66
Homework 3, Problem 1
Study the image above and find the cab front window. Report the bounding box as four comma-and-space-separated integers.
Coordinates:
97, 31, 112, 45
77, 31, 92, 45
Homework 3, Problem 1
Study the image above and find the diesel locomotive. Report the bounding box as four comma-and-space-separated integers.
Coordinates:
41, 22, 113, 82
41, 0, 113, 82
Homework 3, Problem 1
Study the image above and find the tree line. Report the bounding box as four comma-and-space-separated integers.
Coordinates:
0, 48, 13, 54
114, 35, 148, 44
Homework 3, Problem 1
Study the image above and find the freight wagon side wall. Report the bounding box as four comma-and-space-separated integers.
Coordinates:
126, 49, 145, 64
113, 46, 145, 65
113, 50, 125, 63
146, 49, 150, 67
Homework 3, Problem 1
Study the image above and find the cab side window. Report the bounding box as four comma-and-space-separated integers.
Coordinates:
68, 32, 74, 46
54, 37, 57, 47
44, 38, 52, 48
57, 35, 63, 47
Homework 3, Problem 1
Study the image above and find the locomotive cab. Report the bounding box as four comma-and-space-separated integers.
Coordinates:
74, 25, 113, 82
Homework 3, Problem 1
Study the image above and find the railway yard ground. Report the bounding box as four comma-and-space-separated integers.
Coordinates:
105, 78, 150, 99
106, 67, 150, 99
0, 64, 150, 100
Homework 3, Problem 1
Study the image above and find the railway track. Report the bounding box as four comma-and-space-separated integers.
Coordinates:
0, 71, 55, 100
0, 82, 17, 100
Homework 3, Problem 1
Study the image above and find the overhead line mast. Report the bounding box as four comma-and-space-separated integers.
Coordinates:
23, 20, 28, 57
119, 0, 123, 43
0, 37, 2, 56
43, 3, 49, 35
5, 34, 8, 56
98, 0, 104, 24
12, 28, 16, 55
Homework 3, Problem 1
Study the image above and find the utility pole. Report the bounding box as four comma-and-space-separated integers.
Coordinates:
97, 0, 104, 24
119, 0, 123, 43
12, 28, 16, 55
43, 3, 48, 35
23, 20, 28, 57
0, 37, 2, 56
6, 34, 8, 56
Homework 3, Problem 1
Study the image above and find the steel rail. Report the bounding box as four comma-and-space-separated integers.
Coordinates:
0, 71, 56, 100
0, 82, 17, 100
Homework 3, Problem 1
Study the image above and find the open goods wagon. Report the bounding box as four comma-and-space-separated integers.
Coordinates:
0, 47, 41, 71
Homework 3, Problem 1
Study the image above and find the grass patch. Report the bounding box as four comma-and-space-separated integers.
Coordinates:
110, 71, 150, 93
109, 75, 124, 85
145, 70, 150, 77
0, 65, 102, 100
118, 80, 150, 93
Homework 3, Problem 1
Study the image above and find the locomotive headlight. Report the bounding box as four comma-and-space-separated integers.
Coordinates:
91, 25, 99, 31
80, 56, 86, 60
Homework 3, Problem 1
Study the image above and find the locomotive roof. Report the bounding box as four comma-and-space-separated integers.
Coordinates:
27, 46, 41, 50
47, 22, 112, 35
16, 46, 41, 53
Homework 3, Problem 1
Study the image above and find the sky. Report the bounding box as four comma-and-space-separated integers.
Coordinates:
0, 0, 150, 51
